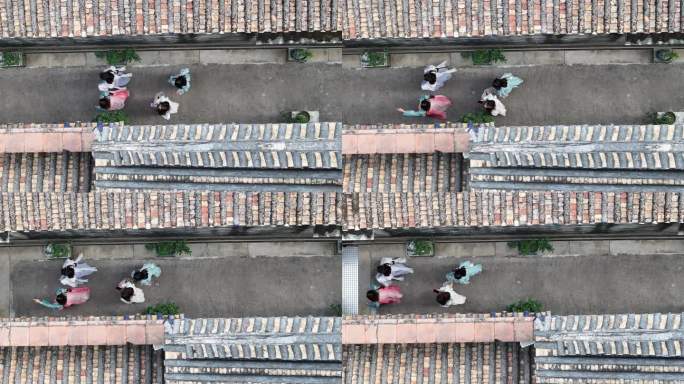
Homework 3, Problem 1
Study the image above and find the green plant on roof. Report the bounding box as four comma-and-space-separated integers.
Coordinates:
461, 111, 495, 124
507, 238, 554, 256
507, 298, 543, 313
45, 243, 72, 259
329, 303, 342, 316
408, 239, 434, 256
145, 240, 191, 257
93, 111, 130, 124
95, 48, 141, 65
145, 302, 180, 316
651, 111, 676, 125
461, 49, 506, 65
1, 51, 23, 66
361, 50, 389, 67
289, 48, 313, 63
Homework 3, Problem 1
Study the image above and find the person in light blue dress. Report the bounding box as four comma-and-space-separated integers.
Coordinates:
492, 73, 523, 98
445, 261, 483, 285
131, 263, 162, 286
169, 68, 191, 95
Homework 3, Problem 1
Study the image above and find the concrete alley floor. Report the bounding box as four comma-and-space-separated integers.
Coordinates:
2, 241, 340, 318
1, 63, 683, 126
359, 239, 684, 315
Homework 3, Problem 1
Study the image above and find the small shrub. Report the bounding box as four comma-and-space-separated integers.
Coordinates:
282, 111, 311, 124
45, 243, 72, 259
461, 49, 506, 65
507, 238, 554, 256
93, 111, 129, 124
289, 48, 313, 63
407, 239, 434, 256
461, 112, 495, 124
507, 298, 543, 313
95, 48, 141, 65
1, 51, 23, 66
652, 111, 676, 125
361, 50, 389, 67
329, 303, 342, 316
146, 302, 180, 316
145, 240, 191, 257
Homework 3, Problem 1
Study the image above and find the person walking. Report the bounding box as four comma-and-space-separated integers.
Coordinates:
433, 282, 466, 308
421, 61, 456, 92
492, 73, 523, 98
480, 88, 506, 117
60, 253, 98, 288
169, 68, 191, 95
117, 279, 146, 304
446, 260, 482, 285
131, 263, 162, 286
150, 92, 179, 120
98, 88, 130, 111
397, 95, 453, 120
98, 66, 132, 92
366, 285, 403, 305
34, 287, 90, 310
375, 257, 414, 287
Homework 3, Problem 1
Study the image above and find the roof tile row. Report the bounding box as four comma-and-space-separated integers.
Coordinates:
0, 0, 338, 38
0, 190, 680, 231
341, 190, 684, 230
0, 191, 339, 231
1, 0, 680, 40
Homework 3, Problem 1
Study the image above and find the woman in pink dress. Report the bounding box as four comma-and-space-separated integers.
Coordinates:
34, 287, 90, 310
397, 95, 453, 120
98, 88, 130, 111
367, 285, 403, 305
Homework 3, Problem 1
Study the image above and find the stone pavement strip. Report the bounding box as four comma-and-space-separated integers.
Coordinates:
8, 244, 341, 318
359, 239, 684, 316
0, 63, 683, 126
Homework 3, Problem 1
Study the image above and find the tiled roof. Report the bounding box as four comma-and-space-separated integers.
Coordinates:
469, 125, 684, 192
340, 190, 684, 230
0, 0, 339, 39
1, 190, 682, 232
343, 153, 464, 193
534, 313, 684, 382
0, 191, 339, 232
92, 123, 342, 192
0, 316, 165, 346
0, 124, 94, 153
164, 316, 342, 383
0, 345, 163, 384
343, 342, 534, 384
1, 0, 680, 41
342, 123, 471, 155
342, 313, 534, 344
341, 0, 683, 40
0, 153, 93, 193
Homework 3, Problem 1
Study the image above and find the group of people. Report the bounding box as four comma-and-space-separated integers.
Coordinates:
97, 66, 192, 120
397, 61, 523, 120
33, 253, 162, 310
366, 257, 483, 309
366, 257, 414, 307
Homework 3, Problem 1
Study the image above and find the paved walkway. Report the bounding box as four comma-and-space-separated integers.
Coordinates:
358, 239, 684, 315
1, 63, 683, 126
4, 241, 340, 317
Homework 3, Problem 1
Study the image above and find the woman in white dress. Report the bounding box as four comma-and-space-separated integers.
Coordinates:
421, 61, 457, 92
434, 282, 466, 308
150, 92, 179, 120
60, 253, 98, 288
375, 257, 414, 287
98, 66, 132, 92
480, 88, 507, 117
117, 279, 145, 304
